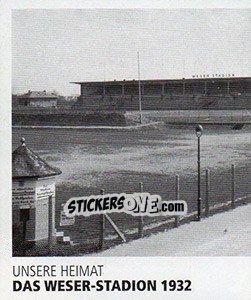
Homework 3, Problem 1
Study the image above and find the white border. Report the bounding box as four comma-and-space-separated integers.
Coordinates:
1, 1, 250, 299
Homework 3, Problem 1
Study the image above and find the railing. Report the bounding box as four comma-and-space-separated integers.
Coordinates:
93, 164, 251, 252
14, 162, 250, 256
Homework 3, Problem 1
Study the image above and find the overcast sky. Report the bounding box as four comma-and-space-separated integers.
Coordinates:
12, 9, 251, 95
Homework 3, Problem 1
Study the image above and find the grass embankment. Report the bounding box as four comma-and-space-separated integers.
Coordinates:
12, 109, 128, 126
126, 110, 251, 124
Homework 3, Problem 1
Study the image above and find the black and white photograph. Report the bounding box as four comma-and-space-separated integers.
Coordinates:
1, 1, 251, 299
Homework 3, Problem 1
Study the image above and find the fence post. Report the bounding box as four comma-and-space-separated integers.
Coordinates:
48, 195, 53, 256
205, 169, 210, 217
174, 175, 180, 227
138, 182, 144, 238
99, 189, 106, 250
231, 164, 235, 208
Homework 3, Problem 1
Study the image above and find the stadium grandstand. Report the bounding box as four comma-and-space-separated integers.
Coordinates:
72, 76, 251, 110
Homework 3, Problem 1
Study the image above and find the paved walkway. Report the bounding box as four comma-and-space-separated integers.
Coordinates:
12, 122, 163, 130
93, 204, 251, 256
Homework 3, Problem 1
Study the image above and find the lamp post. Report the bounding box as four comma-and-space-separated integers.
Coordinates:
137, 51, 142, 124
195, 124, 203, 221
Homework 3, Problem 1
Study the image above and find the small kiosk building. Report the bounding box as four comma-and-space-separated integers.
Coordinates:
12, 138, 61, 251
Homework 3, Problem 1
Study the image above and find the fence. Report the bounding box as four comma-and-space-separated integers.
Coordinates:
16, 163, 250, 256
53, 163, 250, 253
95, 164, 250, 251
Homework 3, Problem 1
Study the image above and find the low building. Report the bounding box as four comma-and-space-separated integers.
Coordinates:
18, 90, 58, 108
